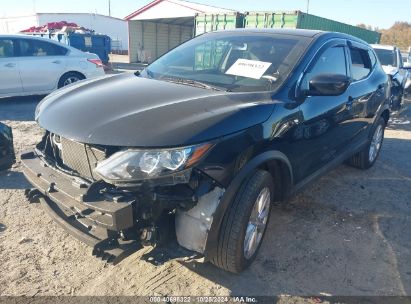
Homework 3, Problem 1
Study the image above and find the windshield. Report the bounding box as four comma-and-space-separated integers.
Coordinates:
374, 48, 397, 67
141, 32, 311, 93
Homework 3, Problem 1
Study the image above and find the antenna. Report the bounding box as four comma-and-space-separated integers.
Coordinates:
108, 0, 111, 16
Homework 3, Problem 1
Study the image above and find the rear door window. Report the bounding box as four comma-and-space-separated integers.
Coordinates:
349, 47, 372, 81
0, 39, 16, 58
18, 39, 68, 57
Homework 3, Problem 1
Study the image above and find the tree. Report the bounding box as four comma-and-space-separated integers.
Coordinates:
379, 22, 411, 51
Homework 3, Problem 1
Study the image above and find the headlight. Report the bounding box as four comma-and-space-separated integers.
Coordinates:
94, 143, 213, 183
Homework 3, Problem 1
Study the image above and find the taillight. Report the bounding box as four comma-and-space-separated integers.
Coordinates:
87, 58, 104, 67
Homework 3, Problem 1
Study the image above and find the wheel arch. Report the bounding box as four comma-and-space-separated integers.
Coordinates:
203, 150, 294, 259
57, 71, 86, 88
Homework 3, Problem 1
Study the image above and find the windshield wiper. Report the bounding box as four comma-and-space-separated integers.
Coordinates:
161, 77, 225, 91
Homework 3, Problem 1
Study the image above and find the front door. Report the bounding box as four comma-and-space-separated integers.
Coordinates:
293, 41, 353, 182
0, 38, 22, 95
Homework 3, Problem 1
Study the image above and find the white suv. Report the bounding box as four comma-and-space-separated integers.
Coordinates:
0, 35, 105, 98
371, 44, 408, 109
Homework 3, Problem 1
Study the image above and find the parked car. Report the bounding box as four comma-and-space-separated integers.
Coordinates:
371, 44, 408, 110
402, 52, 409, 64
0, 34, 105, 98
403, 53, 411, 96
22, 29, 390, 273
0, 122, 15, 171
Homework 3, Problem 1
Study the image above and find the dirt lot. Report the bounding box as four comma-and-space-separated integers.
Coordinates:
0, 96, 410, 298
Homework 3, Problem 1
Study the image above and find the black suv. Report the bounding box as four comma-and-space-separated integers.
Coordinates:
22, 29, 389, 273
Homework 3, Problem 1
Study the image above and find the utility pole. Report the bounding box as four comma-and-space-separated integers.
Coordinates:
108, 0, 111, 16
306, 0, 310, 13
33, 0, 36, 12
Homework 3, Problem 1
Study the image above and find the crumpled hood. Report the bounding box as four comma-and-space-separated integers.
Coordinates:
381, 65, 398, 76
36, 73, 275, 147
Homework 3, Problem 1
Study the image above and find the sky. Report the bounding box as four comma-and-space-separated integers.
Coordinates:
1, 0, 410, 29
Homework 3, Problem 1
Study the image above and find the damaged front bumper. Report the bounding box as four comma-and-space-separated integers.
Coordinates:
21, 150, 141, 263
21, 149, 226, 264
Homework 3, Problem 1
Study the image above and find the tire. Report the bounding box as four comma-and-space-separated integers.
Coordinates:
58, 72, 85, 88
211, 170, 274, 273
347, 117, 386, 170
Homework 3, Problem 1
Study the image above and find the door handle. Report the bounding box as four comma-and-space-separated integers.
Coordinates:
4, 63, 16, 68
52, 60, 62, 64
346, 96, 354, 110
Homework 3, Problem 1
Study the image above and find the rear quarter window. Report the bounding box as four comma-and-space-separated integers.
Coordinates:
18, 39, 68, 57
349, 47, 372, 81
368, 49, 377, 67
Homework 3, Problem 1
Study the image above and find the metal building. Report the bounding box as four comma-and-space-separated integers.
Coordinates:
0, 13, 129, 51
125, 0, 234, 63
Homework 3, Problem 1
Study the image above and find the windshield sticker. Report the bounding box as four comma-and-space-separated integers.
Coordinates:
225, 59, 272, 79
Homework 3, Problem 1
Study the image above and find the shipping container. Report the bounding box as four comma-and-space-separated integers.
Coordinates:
194, 13, 244, 36
244, 11, 381, 44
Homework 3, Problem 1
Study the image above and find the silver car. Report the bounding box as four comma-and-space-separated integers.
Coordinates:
0, 34, 105, 98
371, 44, 408, 109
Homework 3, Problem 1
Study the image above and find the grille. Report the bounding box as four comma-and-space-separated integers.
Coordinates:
60, 137, 106, 180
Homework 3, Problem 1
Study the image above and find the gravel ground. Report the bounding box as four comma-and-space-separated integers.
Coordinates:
0, 96, 410, 298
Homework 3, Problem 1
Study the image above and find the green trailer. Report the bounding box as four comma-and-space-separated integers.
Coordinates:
244, 11, 381, 44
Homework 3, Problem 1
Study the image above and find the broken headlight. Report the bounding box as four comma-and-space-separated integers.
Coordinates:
94, 143, 213, 183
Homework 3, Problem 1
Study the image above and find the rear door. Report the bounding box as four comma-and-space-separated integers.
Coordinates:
0, 38, 22, 95
345, 42, 383, 143
16, 38, 68, 92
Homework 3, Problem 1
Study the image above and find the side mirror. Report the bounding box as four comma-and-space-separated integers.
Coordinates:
308, 74, 351, 96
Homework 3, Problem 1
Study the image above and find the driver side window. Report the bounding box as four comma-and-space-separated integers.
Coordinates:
301, 46, 347, 91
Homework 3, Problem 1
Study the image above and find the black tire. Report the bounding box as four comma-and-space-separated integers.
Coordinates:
58, 72, 85, 88
211, 170, 274, 273
346, 117, 386, 170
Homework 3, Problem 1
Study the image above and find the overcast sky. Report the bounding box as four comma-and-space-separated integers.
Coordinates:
2, 0, 410, 29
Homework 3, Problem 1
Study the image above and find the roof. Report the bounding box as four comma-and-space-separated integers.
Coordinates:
370, 44, 396, 50
124, 0, 235, 21
0, 13, 125, 22
0, 34, 76, 48
208, 28, 324, 38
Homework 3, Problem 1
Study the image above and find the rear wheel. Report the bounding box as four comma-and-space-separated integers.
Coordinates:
58, 72, 85, 88
347, 117, 386, 170
211, 170, 274, 273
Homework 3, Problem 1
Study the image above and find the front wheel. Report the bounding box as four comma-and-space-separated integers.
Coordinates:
347, 117, 386, 170
211, 170, 274, 273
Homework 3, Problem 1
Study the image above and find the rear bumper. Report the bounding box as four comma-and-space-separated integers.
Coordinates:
21, 149, 141, 263
85, 67, 106, 79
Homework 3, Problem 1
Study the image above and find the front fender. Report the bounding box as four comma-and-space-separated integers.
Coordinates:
202, 150, 293, 259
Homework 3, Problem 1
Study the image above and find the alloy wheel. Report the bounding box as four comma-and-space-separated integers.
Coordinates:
369, 124, 383, 162
243, 187, 270, 259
